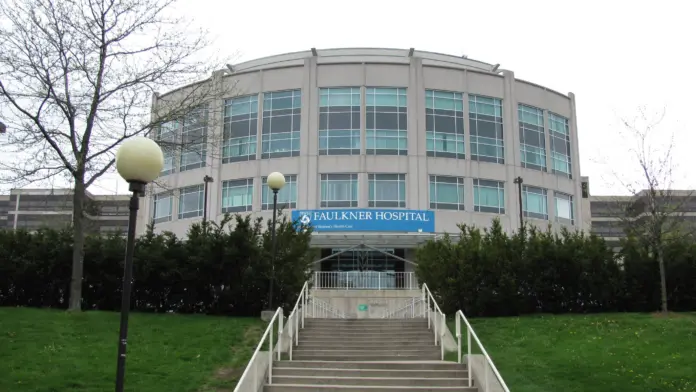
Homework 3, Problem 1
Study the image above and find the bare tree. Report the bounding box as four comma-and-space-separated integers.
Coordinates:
605, 108, 695, 313
0, 0, 233, 311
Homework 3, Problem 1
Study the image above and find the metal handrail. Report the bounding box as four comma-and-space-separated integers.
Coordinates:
309, 296, 347, 319
286, 282, 309, 360
421, 283, 446, 360
232, 307, 284, 392
382, 297, 424, 318
456, 310, 511, 391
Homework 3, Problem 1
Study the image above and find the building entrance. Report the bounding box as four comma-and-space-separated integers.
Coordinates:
318, 248, 407, 289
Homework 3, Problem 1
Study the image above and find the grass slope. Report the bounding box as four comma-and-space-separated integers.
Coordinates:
465, 313, 696, 392
0, 307, 264, 392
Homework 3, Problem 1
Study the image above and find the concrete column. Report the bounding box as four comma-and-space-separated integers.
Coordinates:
210, 70, 225, 220
568, 92, 585, 229
306, 57, 319, 209
502, 70, 523, 233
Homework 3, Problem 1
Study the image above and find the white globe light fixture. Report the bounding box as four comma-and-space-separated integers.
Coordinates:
265, 171, 285, 312
116, 136, 164, 188
113, 135, 164, 392
267, 171, 286, 191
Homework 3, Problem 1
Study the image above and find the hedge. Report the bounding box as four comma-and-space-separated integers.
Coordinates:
0, 213, 315, 316
415, 219, 696, 316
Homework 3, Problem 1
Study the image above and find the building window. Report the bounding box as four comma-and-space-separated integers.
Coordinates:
426, 90, 465, 158
319, 88, 361, 155
262, 90, 301, 158
151, 192, 173, 224
555, 192, 574, 225
320, 173, 358, 207
473, 179, 505, 214
223, 95, 258, 163
366, 87, 407, 155
518, 105, 546, 171
469, 95, 504, 163
549, 113, 572, 178
180, 107, 208, 172
522, 185, 548, 220
157, 121, 179, 176
178, 185, 204, 219
369, 174, 406, 208
221, 178, 253, 213
262, 175, 297, 210
429, 175, 465, 210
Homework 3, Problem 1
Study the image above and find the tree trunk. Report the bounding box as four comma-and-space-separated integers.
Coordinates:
657, 248, 668, 313
68, 178, 87, 311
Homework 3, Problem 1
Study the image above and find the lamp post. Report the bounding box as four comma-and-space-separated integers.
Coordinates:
513, 176, 524, 233
203, 175, 214, 229
114, 136, 164, 392
266, 171, 286, 310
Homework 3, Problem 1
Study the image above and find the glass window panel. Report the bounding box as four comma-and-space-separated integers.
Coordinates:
178, 185, 204, 219
470, 95, 504, 163
320, 173, 358, 207
368, 174, 406, 208
221, 179, 253, 213
549, 112, 572, 178
426, 90, 465, 158
262, 90, 301, 158
473, 179, 505, 214
522, 185, 548, 220
429, 175, 465, 210
151, 192, 173, 223
262, 175, 298, 210
555, 192, 574, 224
223, 95, 259, 162
319, 88, 361, 155
518, 104, 547, 171
366, 88, 407, 156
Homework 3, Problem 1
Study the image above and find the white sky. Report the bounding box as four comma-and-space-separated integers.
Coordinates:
4, 0, 696, 196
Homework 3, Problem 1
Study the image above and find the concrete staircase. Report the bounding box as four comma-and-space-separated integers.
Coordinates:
264, 318, 476, 391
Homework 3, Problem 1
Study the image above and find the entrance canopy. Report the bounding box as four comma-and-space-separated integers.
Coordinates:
309, 233, 459, 248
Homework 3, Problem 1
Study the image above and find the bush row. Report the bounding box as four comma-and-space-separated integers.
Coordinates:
0, 214, 315, 316
415, 219, 696, 316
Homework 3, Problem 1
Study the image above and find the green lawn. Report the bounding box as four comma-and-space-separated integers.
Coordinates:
456, 313, 696, 392
0, 307, 264, 392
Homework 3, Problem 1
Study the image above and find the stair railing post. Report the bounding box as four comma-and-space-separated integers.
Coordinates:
440, 313, 446, 360
456, 315, 462, 364
467, 327, 472, 387
427, 294, 431, 330
268, 321, 273, 384
277, 309, 283, 361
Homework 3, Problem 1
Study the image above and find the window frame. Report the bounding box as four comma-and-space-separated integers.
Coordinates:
223, 94, 259, 163
318, 87, 361, 156
429, 175, 465, 211
522, 185, 548, 220
261, 89, 301, 159
365, 87, 408, 156
262, 175, 298, 210
178, 185, 204, 220
221, 178, 254, 213
469, 94, 505, 164
554, 191, 575, 225
425, 89, 466, 159
320, 173, 359, 208
368, 173, 406, 208
518, 104, 547, 172
473, 179, 506, 214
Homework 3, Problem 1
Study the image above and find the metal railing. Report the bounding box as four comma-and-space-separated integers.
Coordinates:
456, 310, 511, 391
308, 296, 347, 318
286, 282, 309, 360
422, 283, 446, 360
232, 307, 284, 392
313, 271, 417, 290
382, 297, 425, 318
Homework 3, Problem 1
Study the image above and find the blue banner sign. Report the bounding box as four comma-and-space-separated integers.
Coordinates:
291, 209, 435, 233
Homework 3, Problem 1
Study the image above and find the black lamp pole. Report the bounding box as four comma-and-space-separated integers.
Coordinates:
268, 189, 279, 309
513, 176, 524, 233
202, 175, 213, 229
115, 181, 145, 392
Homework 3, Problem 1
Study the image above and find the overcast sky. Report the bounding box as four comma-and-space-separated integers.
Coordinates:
3, 0, 694, 196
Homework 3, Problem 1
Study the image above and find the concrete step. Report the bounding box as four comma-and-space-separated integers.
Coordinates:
300, 329, 432, 336
295, 343, 437, 350
274, 361, 464, 371
271, 375, 467, 387
292, 352, 441, 361
305, 319, 428, 325
273, 367, 468, 378
298, 338, 435, 345
264, 385, 476, 391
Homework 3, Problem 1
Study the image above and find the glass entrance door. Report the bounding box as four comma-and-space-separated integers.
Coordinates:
320, 248, 406, 289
